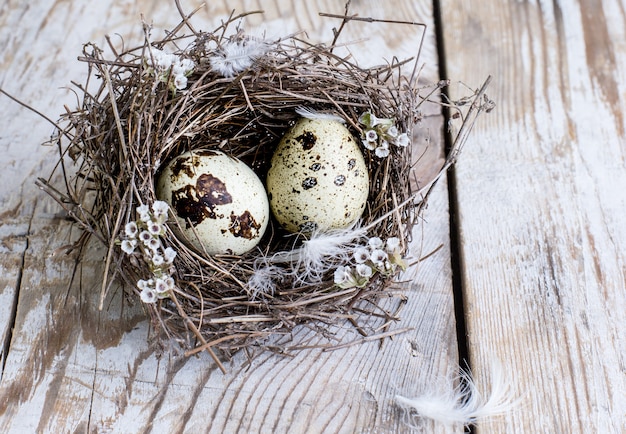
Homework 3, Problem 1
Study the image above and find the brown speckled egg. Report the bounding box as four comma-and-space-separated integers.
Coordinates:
155, 150, 269, 255
266, 118, 369, 233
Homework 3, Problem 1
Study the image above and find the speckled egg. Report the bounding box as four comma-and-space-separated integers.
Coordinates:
266, 118, 369, 233
155, 150, 269, 255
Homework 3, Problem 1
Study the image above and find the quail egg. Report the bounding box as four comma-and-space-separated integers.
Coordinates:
156, 150, 269, 255
266, 118, 369, 233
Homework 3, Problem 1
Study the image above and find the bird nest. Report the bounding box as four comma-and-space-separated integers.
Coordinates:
38, 8, 492, 371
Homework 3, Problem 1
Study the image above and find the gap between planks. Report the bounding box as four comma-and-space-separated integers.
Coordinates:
432, 0, 472, 378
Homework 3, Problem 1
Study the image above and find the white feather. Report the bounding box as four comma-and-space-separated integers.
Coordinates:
247, 263, 284, 299
395, 362, 520, 429
295, 107, 346, 123
209, 37, 269, 78
270, 226, 367, 284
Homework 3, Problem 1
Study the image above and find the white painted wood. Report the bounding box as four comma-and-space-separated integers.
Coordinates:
0, 1, 458, 432
440, 0, 626, 432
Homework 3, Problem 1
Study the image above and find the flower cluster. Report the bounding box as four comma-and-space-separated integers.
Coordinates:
118, 201, 178, 303
333, 236, 407, 289
146, 48, 195, 90
358, 111, 411, 158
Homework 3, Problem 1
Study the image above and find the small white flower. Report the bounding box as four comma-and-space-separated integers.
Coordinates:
163, 247, 177, 263
365, 129, 378, 142
172, 63, 185, 76
179, 58, 195, 73
124, 221, 138, 238
121, 239, 137, 255
152, 254, 164, 267
362, 139, 377, 151
375, 139, 390, 158
370, 249, 388, 266
386, 125, 399, 138
152, 49, 174, 70
368, 237, 384, 249
356, 263, 373, 278
396, 132, 410, 147
140, 287, 158, 303
174, 74, 188, 90
137, 279, 150, 290
353, 247, 370, 264
375, 146, 390, 158
386, 237, 401, 253
333, 265, 353, 285
152, 201, 169, 217
154, 278, 169, 294
165, 276, 175, 289
137, 204, 150, 219
147, 221, 162, 235
139, 230, 152, 244
148, 237, 161, 252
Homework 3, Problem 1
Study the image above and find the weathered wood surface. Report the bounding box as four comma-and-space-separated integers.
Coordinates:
440, 0, 626, 432
0, 1, 459, 433
5, 0, 624, 432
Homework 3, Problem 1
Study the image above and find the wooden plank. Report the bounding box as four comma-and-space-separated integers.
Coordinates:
0, 1, 460, 432
439, 0, 626, 432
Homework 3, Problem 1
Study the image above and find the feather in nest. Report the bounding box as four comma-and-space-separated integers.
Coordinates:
247, 225, 369, 296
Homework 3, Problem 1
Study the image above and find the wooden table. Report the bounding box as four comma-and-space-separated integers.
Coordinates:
1, 1, 624, 432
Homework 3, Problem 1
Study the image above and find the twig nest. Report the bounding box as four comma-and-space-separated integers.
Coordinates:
155, 150, 269, 255
37, 8, 493, 360
266, 118, 369, 233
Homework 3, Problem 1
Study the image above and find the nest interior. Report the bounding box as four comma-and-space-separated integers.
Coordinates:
38, 9, 493, 369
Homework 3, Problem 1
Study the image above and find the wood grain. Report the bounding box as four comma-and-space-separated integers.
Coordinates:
0, 1, 458, 432
439, 0, 626, 432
